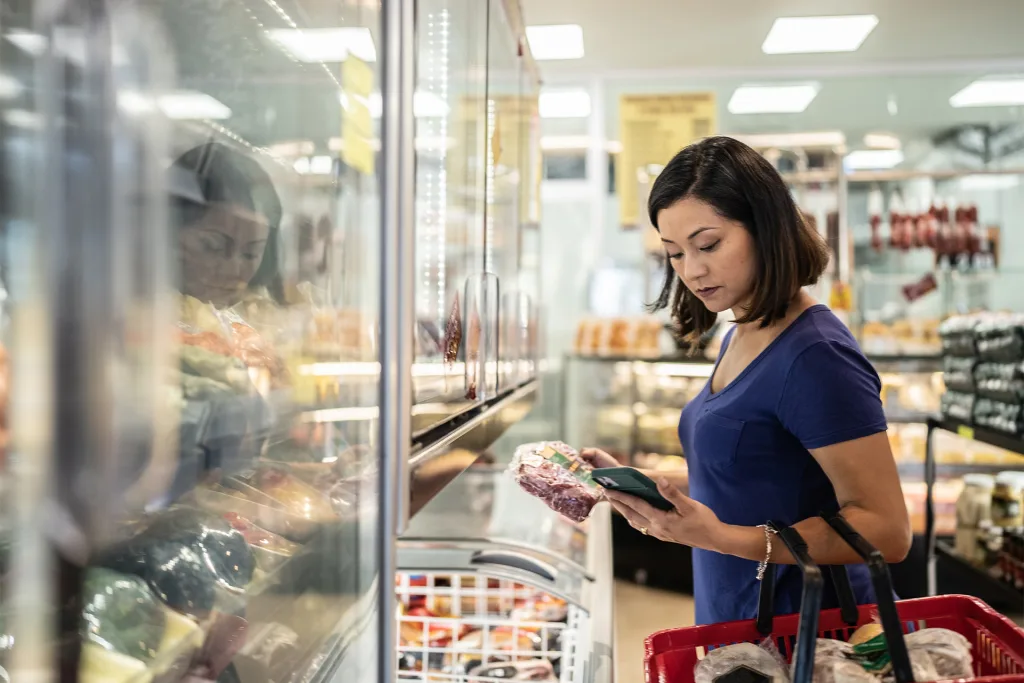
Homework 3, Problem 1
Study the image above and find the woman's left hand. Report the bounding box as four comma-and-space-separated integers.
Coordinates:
604, 478, 725, 551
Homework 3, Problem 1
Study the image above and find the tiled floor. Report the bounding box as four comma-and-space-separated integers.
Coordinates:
614, 580, 695, 682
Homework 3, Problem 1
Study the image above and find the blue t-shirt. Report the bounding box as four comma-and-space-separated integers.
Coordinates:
680, 304, 888, 625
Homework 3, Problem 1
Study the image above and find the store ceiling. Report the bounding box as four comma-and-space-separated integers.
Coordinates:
523, 0, 1024, 146
521, 0, 1024, 77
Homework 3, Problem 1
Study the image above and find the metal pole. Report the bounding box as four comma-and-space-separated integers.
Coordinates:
378, 0, 415, 681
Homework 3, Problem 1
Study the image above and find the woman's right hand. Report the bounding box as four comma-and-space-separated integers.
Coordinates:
579, 448, 620, 470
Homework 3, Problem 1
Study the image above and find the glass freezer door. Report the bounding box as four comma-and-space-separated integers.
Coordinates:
411, 0, 491, 434
0, 0, 390, 681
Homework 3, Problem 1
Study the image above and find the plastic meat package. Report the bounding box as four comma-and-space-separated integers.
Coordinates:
903, 628, 973, 680
509, 442, 603, 523
694, 641, 789, 683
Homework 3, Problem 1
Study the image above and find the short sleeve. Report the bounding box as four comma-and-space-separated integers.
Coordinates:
776, 341, 887, 450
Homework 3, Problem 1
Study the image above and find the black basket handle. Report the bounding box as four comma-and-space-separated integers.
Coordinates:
823, 514, 913, 683
755, 524, 823, 683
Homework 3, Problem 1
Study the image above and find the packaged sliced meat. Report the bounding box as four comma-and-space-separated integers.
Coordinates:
509, 442, 603, 523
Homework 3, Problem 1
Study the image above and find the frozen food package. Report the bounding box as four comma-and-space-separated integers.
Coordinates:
508, 441, 603, 523
694, 642, 789, 683
904, 628, 973, 680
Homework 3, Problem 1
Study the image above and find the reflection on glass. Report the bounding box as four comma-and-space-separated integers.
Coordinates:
29, 0, 389, 681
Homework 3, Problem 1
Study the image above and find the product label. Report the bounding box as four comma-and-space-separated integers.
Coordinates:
540, 443, 597, 488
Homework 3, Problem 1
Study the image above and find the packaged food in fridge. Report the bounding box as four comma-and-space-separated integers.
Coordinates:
144, 508, 256, 592
221, 512, 301, 571
81, 568, 167, 662
940, 391, 974, 423
973, 397, 1024, 435
102, 539, 217, 619
976, 314, 1024, 363
238, 465, 337, 523
509, 441, 603, 523
942, 356, 976, 394
510, 594, 568, 622
467, 659, 556, 681
181, 345, 253, 394
939, 314, 981, 357
974, 362, 1024, 403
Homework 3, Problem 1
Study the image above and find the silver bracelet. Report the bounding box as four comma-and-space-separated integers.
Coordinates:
756, 523, 777, 581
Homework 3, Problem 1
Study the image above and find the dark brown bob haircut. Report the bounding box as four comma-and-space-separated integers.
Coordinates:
648, 136, 829, 345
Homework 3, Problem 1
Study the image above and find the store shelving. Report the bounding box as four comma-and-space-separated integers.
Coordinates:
924, 417, 1024, 609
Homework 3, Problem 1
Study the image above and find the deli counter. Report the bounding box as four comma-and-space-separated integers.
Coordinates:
0, 0, 594, 682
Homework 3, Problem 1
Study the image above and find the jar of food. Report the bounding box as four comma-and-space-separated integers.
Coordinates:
956, 474, 995, 563
992, 472, 1024, 528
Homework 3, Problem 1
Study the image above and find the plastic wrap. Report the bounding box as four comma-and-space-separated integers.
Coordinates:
81, 568, 166, 662
942, 356, 977, 394
508, 442, 603, 523
904, 628, 973, 680
973, 397, 1024, 435
939, 315, 981, 358
941, 390, 975, 422
974, 362, 1024, 403
808, 638, 875, 683
976, 315, 1024, 363
694, 642, 790, 683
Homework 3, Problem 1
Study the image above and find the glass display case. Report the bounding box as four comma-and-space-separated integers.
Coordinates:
0, 0, 543, 682
399, 465, 613, 683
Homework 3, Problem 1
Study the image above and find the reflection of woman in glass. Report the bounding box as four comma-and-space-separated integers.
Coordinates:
169, 142, 284, 307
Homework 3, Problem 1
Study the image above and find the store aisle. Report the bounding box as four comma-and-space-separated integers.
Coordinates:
614, 580, 695, 682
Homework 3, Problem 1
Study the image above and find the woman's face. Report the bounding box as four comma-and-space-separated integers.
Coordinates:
179, 202, 269, 307
657, 197, 757, 315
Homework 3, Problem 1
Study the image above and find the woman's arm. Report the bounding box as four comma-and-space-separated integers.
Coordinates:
713, 431, 911, 564
604, 431, 911, 565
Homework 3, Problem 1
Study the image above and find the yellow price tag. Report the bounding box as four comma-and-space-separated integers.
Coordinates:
957, 425, 975, 440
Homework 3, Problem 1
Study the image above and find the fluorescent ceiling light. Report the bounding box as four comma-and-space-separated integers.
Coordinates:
539, 89, 591, 118
728, 84, 819, 114
950, 77, 1024, 107
266, 27, 376, 63
959, 174, 1020, 191
350, 91, 449, 118
863, 133, 901, 150
157, 91, 232, 120
735, 131, 845, 148
762, 15, 878, 54
526, 24, 585, 60
844, 149, 904, 171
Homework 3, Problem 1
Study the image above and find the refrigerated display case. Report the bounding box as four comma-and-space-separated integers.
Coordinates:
0, 0, 548, 682
398, 465, 614, 683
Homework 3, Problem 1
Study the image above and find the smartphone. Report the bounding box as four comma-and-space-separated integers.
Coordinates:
591, 467, 674, 511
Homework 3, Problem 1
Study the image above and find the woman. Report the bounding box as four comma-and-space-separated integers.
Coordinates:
583, 136, 910, 625
169, 141, 285, 307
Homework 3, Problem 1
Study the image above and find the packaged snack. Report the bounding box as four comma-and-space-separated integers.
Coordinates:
509, 442, 603, 523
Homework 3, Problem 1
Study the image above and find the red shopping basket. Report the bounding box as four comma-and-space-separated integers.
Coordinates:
644, 515, 1024, 683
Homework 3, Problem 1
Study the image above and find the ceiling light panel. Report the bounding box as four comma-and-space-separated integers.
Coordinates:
844, 149, 904, 171
727, 84, 819, 114
526, 24, 585, 60
266, 27, 376, 63
539, 89, 591, 118
762, 15, 878, 54
950, 78, 1024, 107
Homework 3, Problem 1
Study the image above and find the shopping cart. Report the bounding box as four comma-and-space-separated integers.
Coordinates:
644, 514, 1024, 683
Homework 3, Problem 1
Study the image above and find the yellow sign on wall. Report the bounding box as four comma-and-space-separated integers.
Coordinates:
617, 92, 716, 227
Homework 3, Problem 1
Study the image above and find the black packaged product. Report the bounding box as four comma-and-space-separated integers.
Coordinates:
972, 397, 1024, 435
975, 314, 1024, 363
943, 356, 977, 394
940, 391, 975, 423
974, 362, 1024, 404
939, 315, 980, 357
